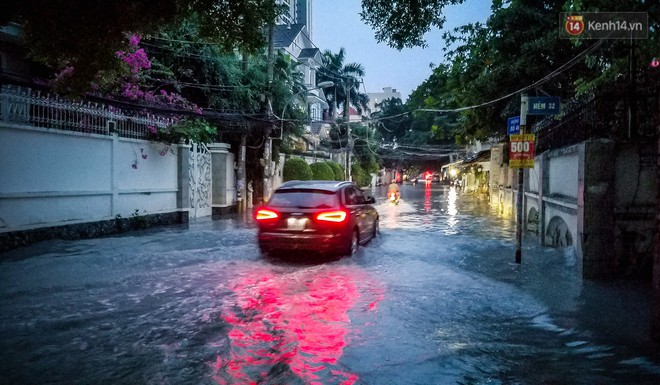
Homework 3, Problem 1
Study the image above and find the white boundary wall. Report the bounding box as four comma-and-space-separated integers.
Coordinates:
0, 123, 180, 232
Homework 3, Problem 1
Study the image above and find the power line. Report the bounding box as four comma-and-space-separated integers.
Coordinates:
360, 39, 606, 124
147, 35, 222, 45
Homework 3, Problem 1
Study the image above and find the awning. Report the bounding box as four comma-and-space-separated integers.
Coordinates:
462, 149, 491, 164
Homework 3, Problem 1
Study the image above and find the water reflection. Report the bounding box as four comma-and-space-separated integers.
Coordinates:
446, 186, 459, 234
424, 183, 432, 213
211, 263, 383, 385
375, 184, 514, 238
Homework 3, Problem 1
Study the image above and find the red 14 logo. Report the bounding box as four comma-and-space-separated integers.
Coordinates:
565, 15, 585, 36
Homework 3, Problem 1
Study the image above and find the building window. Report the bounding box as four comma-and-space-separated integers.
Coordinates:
310, 105, 321, 121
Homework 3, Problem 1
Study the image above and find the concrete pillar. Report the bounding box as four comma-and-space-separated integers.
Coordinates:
489, 144, 502, 207
176, 142, 191, 211
539, 151, 549, 245
208, 143, 232, 216
111, 133, 120, 216
175, 142, 191, 224
238, 135, 247, 212
652, 131, 660, 342
580, 139, 616, 279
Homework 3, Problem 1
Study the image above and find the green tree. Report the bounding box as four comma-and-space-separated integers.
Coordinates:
351, 162, 372, 188
152, 118, 217, 144
403, 0, 590, 142
2, 0, 281, 92
317, 48, 370, 118
359, 0, 464, 49
351, 123, 381, 174
360, 0, 657, 145
405, 63, 462, 144
282, 158, 312, 181
272, 52, 310, 139
372, 97, 411, 142
564, 0, 659, 93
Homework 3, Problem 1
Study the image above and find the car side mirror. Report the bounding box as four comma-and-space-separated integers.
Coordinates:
365, 196, 376, 204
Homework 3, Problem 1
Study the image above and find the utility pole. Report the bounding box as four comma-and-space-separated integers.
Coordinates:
264, 21, 275, 202
237, 51, 248, 213
653, 86, 660, 343
627, 37, 636, 139
238, 134, 247, 213
515, 93, 528, 264
344, 81, 351, 181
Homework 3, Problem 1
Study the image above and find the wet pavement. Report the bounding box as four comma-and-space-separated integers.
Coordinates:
1, 183, 659, 384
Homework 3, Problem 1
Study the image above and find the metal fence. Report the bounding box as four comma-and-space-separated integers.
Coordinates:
0, 85, 173, 139
534, 77, 659, 154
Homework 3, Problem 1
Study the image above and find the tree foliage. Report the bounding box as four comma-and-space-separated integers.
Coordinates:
351, 124, 381, 174
2, 0, 280, 92
318, 48, 370, 117
371, 97, 411, 142
402, 0, 659, 144
360, 0, 465, 49
351, 162, 373, 188
152, 118, 217, 144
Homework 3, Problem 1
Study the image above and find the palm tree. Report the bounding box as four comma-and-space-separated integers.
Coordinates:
317, 48, 369, 119
274, 51, 306, 97
270, 52, 309, 136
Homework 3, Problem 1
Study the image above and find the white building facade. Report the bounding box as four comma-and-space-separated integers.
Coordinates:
367, 87, 402, 114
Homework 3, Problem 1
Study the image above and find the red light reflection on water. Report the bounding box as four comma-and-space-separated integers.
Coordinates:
211, 264, 383, 385
424, 183, 432, 213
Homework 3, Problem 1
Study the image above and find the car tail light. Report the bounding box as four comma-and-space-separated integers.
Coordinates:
315, 210, 348, 223
255, 209, 279, 221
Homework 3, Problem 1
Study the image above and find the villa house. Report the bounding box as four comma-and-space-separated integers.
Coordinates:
273, 0, 332, 154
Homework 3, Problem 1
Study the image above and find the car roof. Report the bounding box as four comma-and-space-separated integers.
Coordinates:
276, 180, 353, 193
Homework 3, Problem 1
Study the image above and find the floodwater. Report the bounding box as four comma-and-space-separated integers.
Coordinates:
1, 183, 659, 385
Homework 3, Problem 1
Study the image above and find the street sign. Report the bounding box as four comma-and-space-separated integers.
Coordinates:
528, 96, 560, 115
507, 116, 520, 135
509, 134, 536, 168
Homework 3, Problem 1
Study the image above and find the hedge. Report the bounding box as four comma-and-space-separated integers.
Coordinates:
282, 158, 312, 181
310, 162, 334, 180
324, 161, 345, 181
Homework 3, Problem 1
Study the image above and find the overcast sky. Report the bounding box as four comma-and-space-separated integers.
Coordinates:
312, 0, 493, 101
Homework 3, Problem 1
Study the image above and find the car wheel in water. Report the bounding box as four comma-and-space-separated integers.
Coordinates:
258, 243, 270, 256
372, 218, 379, 239
347, 229, 359, 256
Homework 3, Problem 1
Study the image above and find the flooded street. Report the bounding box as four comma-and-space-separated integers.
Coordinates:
1, 183, 659, 384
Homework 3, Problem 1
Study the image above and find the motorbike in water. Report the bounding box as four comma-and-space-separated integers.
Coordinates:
388, 191, 400, 205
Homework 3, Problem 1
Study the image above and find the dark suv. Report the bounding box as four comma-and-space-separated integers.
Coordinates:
254, 180, 379, 256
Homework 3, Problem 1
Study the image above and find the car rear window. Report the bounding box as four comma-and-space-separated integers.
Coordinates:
268, 189, 339, 208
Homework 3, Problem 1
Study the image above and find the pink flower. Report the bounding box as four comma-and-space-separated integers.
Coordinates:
54, 65, 75, 82
129, 34, 141, 47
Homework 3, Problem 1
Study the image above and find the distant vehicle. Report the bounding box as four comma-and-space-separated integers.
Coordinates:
254, 180, 379, 257
432, 174, 440, 182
